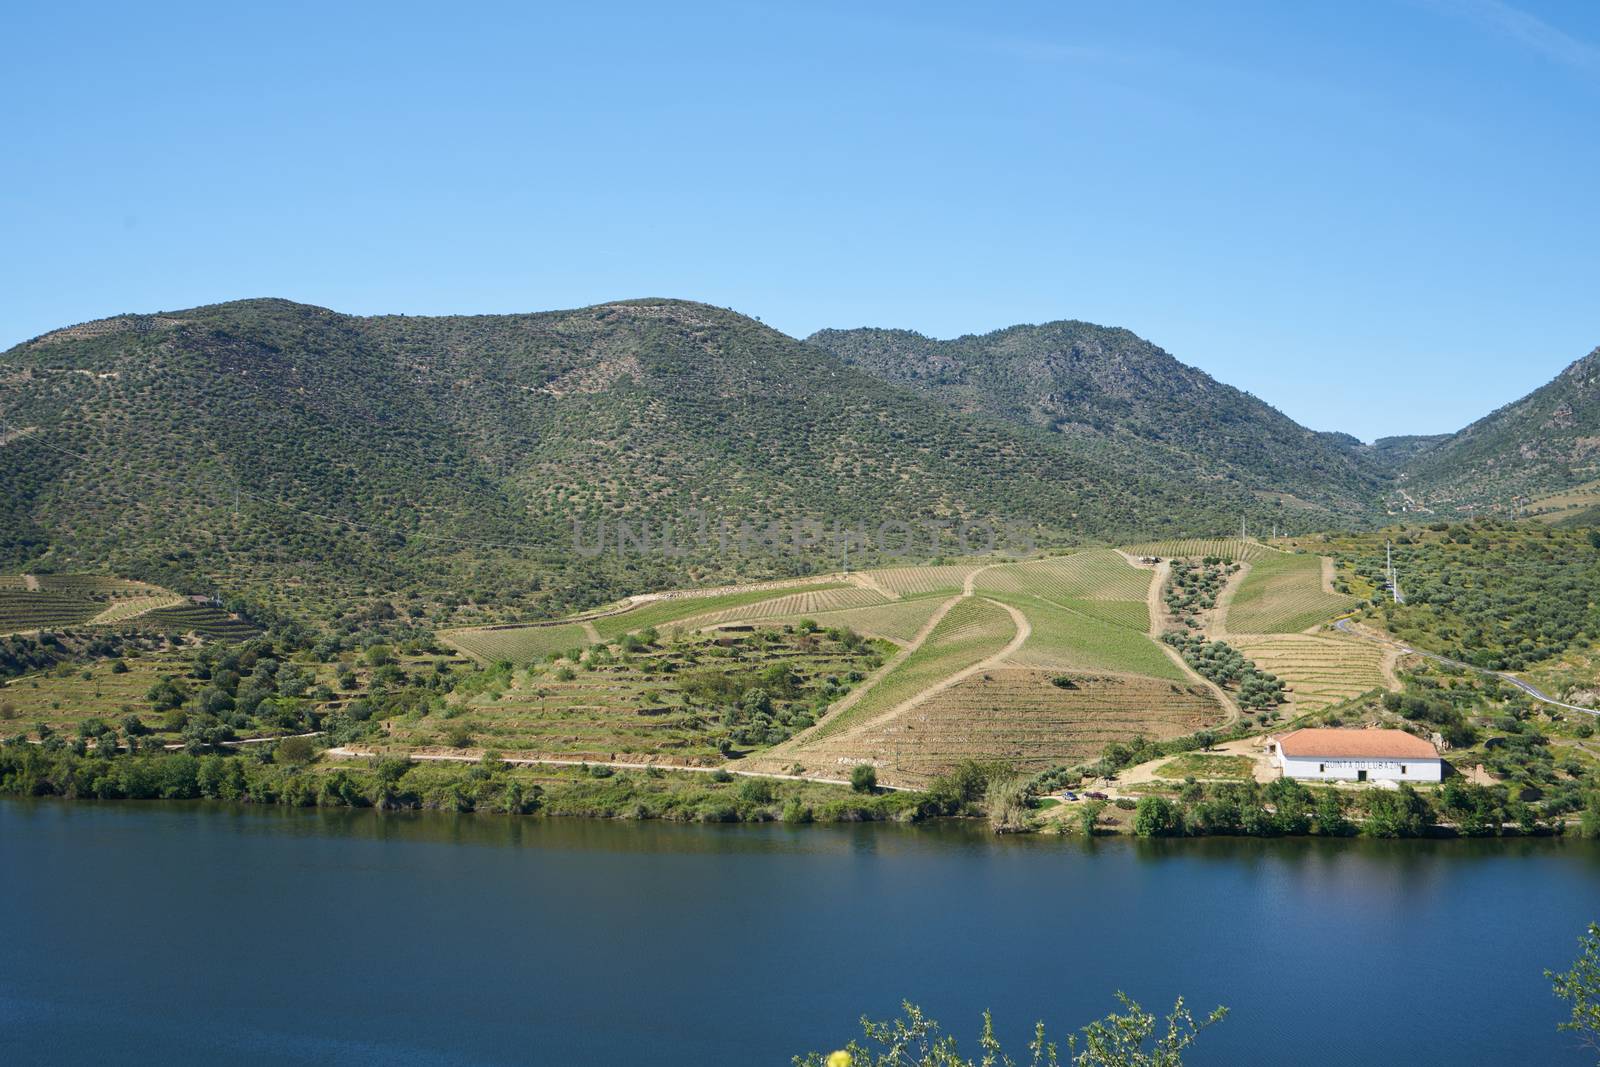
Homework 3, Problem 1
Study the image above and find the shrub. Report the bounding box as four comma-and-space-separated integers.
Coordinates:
984, 774, 1030, 833
850, 764, 878, 793
739, 777, 775, 804
275, 735, 317, 766
1134, 796, 1185, 837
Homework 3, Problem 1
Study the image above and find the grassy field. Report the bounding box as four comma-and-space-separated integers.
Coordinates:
1122, 538, 1275, 562
1152, 753, 1256, 780
1225, 552, 1356, 634
995, 593, 1186, 681
1227, 634, 1386, 714
392, 627, 882, 762
789, 668, 1224, 787
803, 596, 1016, 742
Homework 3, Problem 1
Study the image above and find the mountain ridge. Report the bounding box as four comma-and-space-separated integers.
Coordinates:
2, 297, 1327, 623
806, 319, 1390, 514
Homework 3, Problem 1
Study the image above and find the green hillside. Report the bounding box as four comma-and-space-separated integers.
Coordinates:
1399, 347, 1600, 510
807, 320, 1389, 516
1, 298, 1343, 626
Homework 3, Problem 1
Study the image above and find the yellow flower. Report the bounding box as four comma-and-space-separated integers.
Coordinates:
826, 1052, 853, 1067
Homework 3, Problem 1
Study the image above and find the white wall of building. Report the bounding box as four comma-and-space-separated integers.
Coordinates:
1273, 750, 1442, 783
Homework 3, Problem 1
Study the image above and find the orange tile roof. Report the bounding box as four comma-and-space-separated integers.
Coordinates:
1275, 728, 1438, 760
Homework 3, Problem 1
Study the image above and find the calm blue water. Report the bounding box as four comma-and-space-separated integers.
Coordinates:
2, 800, 1597, 1065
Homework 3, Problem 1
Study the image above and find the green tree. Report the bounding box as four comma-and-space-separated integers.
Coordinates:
1134, 796, 1184, 837
1314, 791, 1354, 836
851, 764, 878, 794
274, 734, 317, 766
1361, 785, 1432, 838
1548, 922, 1600, 1058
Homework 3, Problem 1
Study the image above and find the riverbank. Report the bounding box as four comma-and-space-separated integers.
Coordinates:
6, 741, 1598, 841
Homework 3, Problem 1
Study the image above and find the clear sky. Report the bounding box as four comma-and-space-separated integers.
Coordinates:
4, 0, 1597, 440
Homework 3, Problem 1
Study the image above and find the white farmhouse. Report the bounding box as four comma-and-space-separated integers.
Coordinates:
1269, 728, 1442, 783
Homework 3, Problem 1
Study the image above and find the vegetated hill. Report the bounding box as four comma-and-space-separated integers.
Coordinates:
1361, 434, 1452, 471
807, 321, 1389, 515
0, 299, 1319, 624
1398, 346, 1600, 511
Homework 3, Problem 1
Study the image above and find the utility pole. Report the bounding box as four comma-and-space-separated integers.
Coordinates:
1386, 540, 1405, 605
1240, 515, 1247, 542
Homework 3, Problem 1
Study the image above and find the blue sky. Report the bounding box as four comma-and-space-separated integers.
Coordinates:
4, 0, 1596, 440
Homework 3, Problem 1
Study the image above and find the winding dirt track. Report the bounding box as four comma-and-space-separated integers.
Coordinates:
766, 561, 1017, 755
819, 597, 1031, 747
1133, 556, 1241, 722
1333, 618, 1598, 718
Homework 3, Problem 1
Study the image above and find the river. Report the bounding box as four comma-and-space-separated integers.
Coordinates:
2, 800, 1597, 1065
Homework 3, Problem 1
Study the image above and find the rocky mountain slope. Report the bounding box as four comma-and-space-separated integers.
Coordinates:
807, 321, 1389, 515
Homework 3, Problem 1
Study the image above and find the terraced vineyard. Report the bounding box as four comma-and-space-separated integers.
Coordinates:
89, 595, 187, 625
801, 595, 1015, 742
437, 543, 1367, 784
440, 581, 853, 663
0, 593, 103, 633
975, 549, 1150, 602
1226, 552, 1356, 634
974, 550, 1153, 633
786, 669, 1225, 787
590, 582, 847, 641
995, 593, 1184, 681
0, 574, 214, 636
1227, 634, 1387, 714
443, 622, 597, 666
390, 627, 883, 762
795, 598, 947, 644
135, 604, 260, 640
678, 586, 890, 627
0, 652, 193, 731
858, 565, 976, 598
32, 575, 165, 596
1123, 538, 1275, 562
1525, 478, 1600, 524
